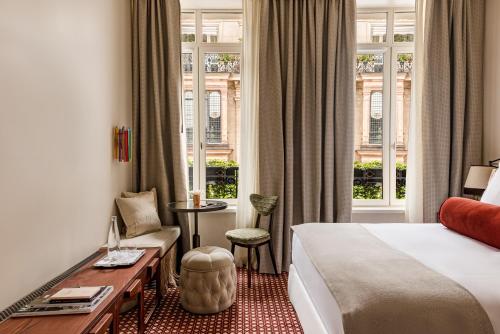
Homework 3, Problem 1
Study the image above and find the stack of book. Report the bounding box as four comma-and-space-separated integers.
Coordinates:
13, 286, 113, 317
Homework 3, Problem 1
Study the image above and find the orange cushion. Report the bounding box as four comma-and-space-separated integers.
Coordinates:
439, 197, 500, 248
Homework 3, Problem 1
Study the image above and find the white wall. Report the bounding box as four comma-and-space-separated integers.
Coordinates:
194, 210, 236, 250
484, 0, 500, 162
0, 0, 132, 310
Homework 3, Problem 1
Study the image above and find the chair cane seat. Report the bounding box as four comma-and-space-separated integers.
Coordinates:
225, 228, 270, 245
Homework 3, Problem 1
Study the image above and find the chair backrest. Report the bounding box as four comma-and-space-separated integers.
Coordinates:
250, 194, 279, 231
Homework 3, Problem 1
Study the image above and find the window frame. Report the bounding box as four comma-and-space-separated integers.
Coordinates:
182, 9, 242, 204
354, 7, 415, 208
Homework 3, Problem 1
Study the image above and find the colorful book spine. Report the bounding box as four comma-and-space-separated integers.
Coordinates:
124, 127, 128, 162
118, 128, 123, 162
121, 126, 126, 162
114, 127, 119, 160
113, 126, 132, 163
128, 128, 132, 162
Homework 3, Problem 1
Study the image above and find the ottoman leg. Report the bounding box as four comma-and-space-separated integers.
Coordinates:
247, 247, 252, 288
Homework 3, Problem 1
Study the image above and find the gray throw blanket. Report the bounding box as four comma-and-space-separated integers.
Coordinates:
292, 223, 494, 334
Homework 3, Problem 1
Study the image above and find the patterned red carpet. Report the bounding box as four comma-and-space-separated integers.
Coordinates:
120, 269, 303, 334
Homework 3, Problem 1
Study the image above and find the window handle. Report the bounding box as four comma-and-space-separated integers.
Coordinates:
200, 142, 203, 150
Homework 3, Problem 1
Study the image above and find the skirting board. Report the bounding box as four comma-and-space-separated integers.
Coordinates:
288, 264, 329, 334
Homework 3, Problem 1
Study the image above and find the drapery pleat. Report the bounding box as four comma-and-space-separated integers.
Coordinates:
258, 0, 356, 273
234, 0, 261, 266
406, 0, 425, 223
131, 0, 190, 253
421, 0, 485, 223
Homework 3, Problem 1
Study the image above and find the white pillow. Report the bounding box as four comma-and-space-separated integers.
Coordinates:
481, 169, 500, 205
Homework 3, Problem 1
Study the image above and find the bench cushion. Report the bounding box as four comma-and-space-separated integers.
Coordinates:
119, 226, 180, 257
225, 228, 270, 245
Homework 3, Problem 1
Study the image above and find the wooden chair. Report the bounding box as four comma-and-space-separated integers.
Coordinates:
225, 194, 279, 287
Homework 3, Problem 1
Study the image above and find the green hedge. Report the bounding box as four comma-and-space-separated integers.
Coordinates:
187, 159, 238, 167
189, 160, 407, 200
207, 184, 237, 199
353, 161, 406, 200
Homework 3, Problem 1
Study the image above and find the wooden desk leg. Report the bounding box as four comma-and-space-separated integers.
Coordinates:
89, 313, 113, 334
112, 301, 120, 334
138, 287, 145, 334
125, 279, 145, 334
156, 258, 162, 306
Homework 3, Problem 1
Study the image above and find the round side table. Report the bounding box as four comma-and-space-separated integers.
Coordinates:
167, 200, 228, 248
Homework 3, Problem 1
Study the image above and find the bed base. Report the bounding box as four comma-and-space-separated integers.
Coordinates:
288, 264, 329, 334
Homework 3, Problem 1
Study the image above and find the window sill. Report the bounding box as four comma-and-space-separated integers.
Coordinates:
352, 206, 405, 214
201, 206, 404, 215
202, 205, 237, 214
202, 206, 403, 215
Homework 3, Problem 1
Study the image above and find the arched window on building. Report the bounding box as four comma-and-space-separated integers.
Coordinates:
184, 90, 194, 144
205, 91, 222, 144
369, 91, 383, 145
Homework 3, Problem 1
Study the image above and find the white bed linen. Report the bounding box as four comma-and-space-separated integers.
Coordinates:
288, 264, 328, 334
291, 223, 500, 334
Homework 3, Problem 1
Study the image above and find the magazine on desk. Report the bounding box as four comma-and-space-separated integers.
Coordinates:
12, 286, 113, 317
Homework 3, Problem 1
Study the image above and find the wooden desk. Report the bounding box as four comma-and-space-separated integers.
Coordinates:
0, 248, 160, 334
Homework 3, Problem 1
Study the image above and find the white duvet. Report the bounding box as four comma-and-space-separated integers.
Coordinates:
292, 223, 500, 334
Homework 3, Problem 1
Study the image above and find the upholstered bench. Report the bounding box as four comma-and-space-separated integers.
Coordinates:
107, 226, 180, 295
180, 246, 236, 314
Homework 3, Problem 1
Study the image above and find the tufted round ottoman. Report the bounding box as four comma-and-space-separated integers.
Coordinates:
180, 246, 236, 314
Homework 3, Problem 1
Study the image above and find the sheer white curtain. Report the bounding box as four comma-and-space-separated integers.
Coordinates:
405, 0, 425, 223
234, 0, 261, 265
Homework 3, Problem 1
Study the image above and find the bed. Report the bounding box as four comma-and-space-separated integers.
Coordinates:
288, 223, 500, 334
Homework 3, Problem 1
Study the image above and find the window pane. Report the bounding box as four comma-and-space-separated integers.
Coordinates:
395, 53, 412, 199
204, 52, 241, 199
181, 12, 195, 43
357, 12, 387, 43
394, 12, 415, 43
354, 53, 384, 200
202, 12, 242, 43
205, 91, 222, 144
182, 52, 194, 191
369, 92, 383, 144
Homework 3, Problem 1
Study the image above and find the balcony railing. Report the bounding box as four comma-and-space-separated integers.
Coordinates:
188, 166, 406, 200
397, 61, 413, 73
353, 167, 406, 199
188, 166, 239, 199
357, 61, 413, 74
182, 53, 241, 74
357, 61, 384, 73
205, 53, 240, 74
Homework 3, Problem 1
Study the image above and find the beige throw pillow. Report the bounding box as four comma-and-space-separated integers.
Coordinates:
116, 192, 162, 238
122, 188, 158, 211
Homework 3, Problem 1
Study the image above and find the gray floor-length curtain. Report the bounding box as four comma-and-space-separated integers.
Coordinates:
131, 0, 190, 254
258, 0, 356, 273
422, 0, 485, 223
